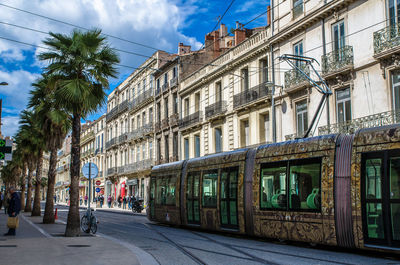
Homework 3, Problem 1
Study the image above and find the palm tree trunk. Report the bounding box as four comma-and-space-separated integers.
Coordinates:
65, 114, 81, 237
20, 165, 26, 210
43, 147, 57, 223
32, 151, 43, 216
25, 166, 33, 212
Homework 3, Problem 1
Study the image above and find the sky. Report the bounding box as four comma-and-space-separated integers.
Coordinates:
0, 0, 269, 137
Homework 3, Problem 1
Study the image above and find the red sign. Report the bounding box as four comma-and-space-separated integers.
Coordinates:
96, 180, 101, 186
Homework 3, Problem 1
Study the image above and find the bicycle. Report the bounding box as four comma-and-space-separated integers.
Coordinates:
80, 208, 98, 234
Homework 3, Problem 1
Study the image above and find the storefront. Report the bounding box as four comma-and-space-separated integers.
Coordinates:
127, 179, 138, 197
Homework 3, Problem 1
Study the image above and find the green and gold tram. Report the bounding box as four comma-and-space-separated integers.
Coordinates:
147, 124, 400, 252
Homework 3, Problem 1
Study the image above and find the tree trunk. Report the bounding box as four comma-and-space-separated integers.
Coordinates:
25, 166, 33, 212
65, 114, 81, 237
43, 147, 57, 223
20, 165, 26, 210
32, 151, 43, 216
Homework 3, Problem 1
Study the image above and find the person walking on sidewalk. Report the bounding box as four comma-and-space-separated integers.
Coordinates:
84, 195, 88, 206
117, 195, 122, 208
0, 191, 3, 210
107, 195, 111, 208
4, 187, 21, 236
100, 195, 104, 208
122, 196, 127, 209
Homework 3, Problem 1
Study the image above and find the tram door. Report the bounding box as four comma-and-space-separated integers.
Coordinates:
220, 168, 238, 228
187, 172, 200, 224
362, 151, 400, 247
150, 177, 155, 219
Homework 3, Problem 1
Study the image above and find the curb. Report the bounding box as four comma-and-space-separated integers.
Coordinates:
55, 203, 146, 217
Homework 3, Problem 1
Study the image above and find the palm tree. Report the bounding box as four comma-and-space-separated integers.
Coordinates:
28, 74, 71, 223
39, 29, 119, 236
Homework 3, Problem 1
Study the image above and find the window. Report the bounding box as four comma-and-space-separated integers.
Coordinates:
142, 111, 146, 125
173, 66, 177, 78
157, 103, 161, 122
391, 70, 400, 112
143, 79, 146, 92
202, 170, 218, 207
293, 41, 303, 67
157, 139, 161, 161
142, 143, 146, 160
137, 115, 141, 128
184, 98, 190, 116
259, 59, 268, 83
240, 119, 249, 147
332, 20, 345, 52
241, 68, 249, 91
194, 135, 200, 158
136, 145, 140, 162
259, 113, 270, 143
260, 158, 321, 211
296, 100, 308, 136
149, 108, 153, 123
215, 81, 222, 102
215, 128, 222, 153
173, 93, 178, 113
131, 87, 135, 99
184, 138, 189, 159
149, 141, 153, 159
150, 75, 154, 89
156, 176, 176, 206
164, 73, 168, 85
336, 88, 351, 123
173, 132, 178, 157
293, 0, 303, 19
157, 79, 160, 90
164, 135, 169, 162
137, 83, 141, 96
195, 93, 200, 112
165, 98, 169, 119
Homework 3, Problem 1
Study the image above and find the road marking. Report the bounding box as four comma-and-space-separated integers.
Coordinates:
97, 232, 159, 265
20, 214, 52, 238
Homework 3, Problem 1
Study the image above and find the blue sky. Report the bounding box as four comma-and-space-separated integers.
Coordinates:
0, 0, 269, 137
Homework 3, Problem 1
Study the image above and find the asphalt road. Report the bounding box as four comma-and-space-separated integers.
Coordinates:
52, 204, 399, 265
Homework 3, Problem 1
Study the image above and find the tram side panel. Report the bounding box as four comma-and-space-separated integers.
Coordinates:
252, 135, 338, 245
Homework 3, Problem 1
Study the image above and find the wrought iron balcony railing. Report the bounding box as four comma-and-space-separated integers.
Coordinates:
107, 167, 117, 176
233, 82, 273, 109
129, 89, 154, 111
161, 118, 169, 129
169, 113, 179, 127
284, 64, 310, 90
321, 46, 353, 74
80, 131, 95, 145
105, 137, 118, 149
118, 100, 129, 114
170, 77, 178, 88
285, 133, 304, 141
179, 111, 202, 129
162, 82, 169, 93
374, 24, 400, 55
155, 86, 161, 97
205, 100, 227, 119
118, 133, 128, 143
106, 106, 119, 121
128, 123, 154, 141
318, 110, 400, 135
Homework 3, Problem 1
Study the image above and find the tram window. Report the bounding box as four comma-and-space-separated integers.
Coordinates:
165, 176, 176, 205
366, 159, 382, 200
289, 159, 321, 211
156, 178, 162, 204
366, 203, 384, 239
390, 157, 400, 240
260, 164, 287, 209
160, 177, 167, 205
202, 170, 218, 208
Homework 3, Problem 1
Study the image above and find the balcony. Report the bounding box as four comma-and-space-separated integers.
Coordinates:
318, 110, 400, 135
161, 118, 169, 129
106, 106, 119, 121
373, 24, 400, 58
169, 154, 179, 162
129, 89, 154, 112
80, 131, 95, 145
169, 113, 179, 127
234, 82, 273, 110
107, 167, 117, 176
105, 137, 118, 149
121, 159, 154, 174
118, 100, 129, 114
118, 133, 128, 143
179, 111, 202, 129
154, 120, 161, 133
128, 123, 154, 141
321, 46, 353, 77
155, 86, 161, 97
284, 64, 310, 92
205, 100, 227, 119
170, 77, 178, 88
285, 133, 304, 141
162, 83, 169, 94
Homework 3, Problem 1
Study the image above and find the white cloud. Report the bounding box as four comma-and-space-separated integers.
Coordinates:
1, 115, 20, 137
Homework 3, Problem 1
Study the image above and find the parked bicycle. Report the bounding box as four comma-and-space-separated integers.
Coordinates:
80, 208, 98, 234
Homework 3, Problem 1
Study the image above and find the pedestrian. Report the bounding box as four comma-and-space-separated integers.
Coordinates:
84, 195, 88, 206
80, 196, 83, 205
128, 195, 132, 210
0, 191, 3, 210
54, 195, 57, 204
100, 195, 104, 208
118, 195, 122, 208
4, 187, 21, 236
123, 196, 127, 209
107, 195, 111, 208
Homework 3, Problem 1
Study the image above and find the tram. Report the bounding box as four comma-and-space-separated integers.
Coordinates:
147, 124, 400, 252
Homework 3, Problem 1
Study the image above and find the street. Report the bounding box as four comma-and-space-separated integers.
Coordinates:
54, 204, 399, 265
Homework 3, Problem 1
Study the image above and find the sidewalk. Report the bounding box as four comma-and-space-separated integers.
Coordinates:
0, 211, 143, 265
56, 202, 146, 216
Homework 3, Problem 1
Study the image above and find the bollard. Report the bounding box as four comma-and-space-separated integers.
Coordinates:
54, 208, 58, 220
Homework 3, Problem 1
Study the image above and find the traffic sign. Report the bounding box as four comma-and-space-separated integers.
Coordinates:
0, 139, 12, 161
95, 187, 100, 193
81, 162, 98, 179
95, 180, 101, 186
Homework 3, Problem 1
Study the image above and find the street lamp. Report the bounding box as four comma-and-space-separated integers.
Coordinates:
0, 82, 8, 86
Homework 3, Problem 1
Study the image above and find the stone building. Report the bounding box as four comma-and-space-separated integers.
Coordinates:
55, 135, 71, 203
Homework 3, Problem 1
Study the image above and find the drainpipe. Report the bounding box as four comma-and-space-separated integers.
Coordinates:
322, 18, 330, 131
271, 45, 276, 143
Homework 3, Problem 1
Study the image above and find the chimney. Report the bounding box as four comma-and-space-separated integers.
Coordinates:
178, 42, 191, 55
267, 5, 271, 26
234, 29, 246, 46
213, 30, 220, 52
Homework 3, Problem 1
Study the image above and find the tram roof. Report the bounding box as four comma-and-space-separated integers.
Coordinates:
354, 123, 400, 146
186, 148, 249, 169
